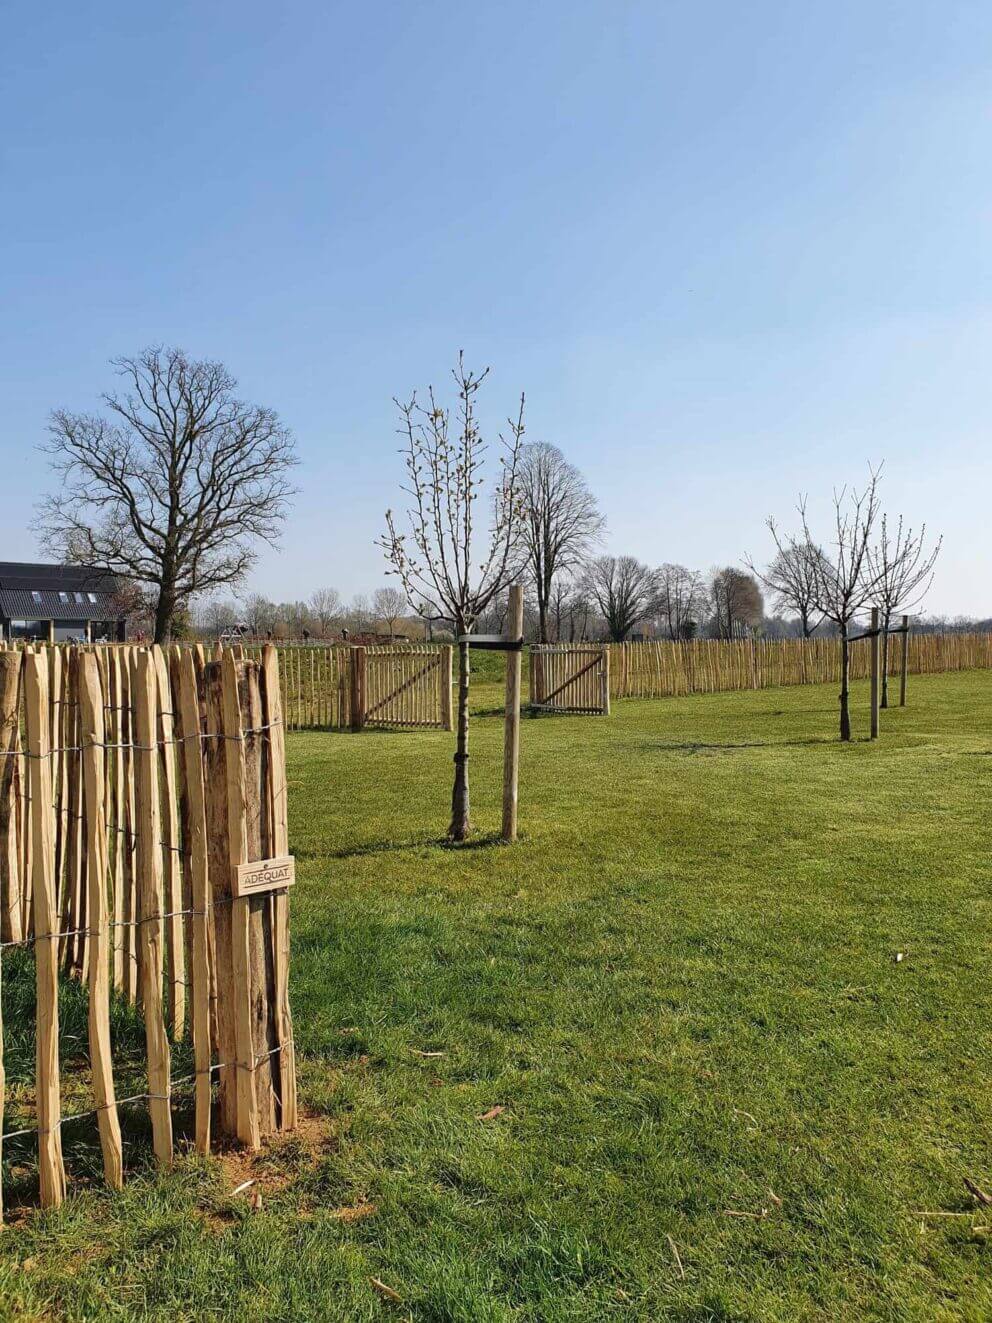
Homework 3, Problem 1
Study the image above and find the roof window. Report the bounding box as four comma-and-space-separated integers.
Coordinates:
31, 591, 42, 604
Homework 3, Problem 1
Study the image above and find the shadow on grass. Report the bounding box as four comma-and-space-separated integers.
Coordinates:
632, 737, 841, 754
297, 829, 511, 862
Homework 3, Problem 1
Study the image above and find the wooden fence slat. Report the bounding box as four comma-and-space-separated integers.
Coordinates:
0, 655, 22, 946
178, 649, 214, 1154
262, 645, 297, 1130
78, 653, 124, 1189
220, 651, 260, 1149
133, 649, 173, 1168
154, 648, 185, 1040
23, 651, 67, 1208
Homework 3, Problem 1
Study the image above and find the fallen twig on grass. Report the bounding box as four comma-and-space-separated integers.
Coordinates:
370, 1277, 403, 1304
666, 1234, 686, 1280
965, 1177, 992, 1206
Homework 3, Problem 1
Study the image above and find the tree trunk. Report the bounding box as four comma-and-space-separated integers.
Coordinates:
839, 627, 851, 741
880, 612, 890, 708
448, 638, 471, 840
537, 599, 549, 645
154, 574, 178, 645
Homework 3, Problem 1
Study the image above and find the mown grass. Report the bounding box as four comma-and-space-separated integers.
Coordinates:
1, 670, 990, 1320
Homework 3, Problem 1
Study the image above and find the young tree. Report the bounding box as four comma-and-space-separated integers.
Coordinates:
867, 514, 941, 706
516, 442, 604, 642
308, 588, 341, 636
583, 555, 655, 641
655, 563, 706, 640
373, 585, 408, 638
38, 346, 297, 642
792, 470, 883, 740
379, 355, 525, 840
708, 568, 763, 638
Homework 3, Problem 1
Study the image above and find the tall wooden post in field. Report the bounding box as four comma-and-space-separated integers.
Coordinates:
899, 614, 909, 707
501, 586, 524, 843
869, 607, 880, 740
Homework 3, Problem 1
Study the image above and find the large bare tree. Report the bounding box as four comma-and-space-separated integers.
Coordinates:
708, 568, 763, 639
789, 470, 883, 740
373, 585, 408, 638
516, 442, 604, 642
747, 534, 827, 638
583, 555, 654, 642
38, 346, 297, 642
867, 513, 941, 707
654, 563, 706, 640
380, 355, 525, 840
308, 587, 342, 636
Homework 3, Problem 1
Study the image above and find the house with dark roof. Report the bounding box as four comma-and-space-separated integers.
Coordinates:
0, 563, 128, 643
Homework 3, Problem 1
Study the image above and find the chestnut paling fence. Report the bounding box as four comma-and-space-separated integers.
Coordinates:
247, 642, 453, 732
0, 642, 296, 1221
606, 632, 992, 700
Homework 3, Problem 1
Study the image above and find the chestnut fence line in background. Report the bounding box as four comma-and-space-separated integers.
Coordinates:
0, 641, 297, 1222
244, 642, 453, 733
607, 629, 992, 701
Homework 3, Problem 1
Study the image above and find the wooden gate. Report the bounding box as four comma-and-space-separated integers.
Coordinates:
354, 645, 453, 730
529, 644, 610, 715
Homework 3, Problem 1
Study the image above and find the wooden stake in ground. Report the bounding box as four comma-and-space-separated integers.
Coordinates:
870, 607, 880, 740
23, 651, 67, 1208
78, 653, 124, 1189
900, 614, 910, 707
501, 585, 524, 843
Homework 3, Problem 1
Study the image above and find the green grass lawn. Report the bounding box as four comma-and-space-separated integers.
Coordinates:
1, 670, 991, 1320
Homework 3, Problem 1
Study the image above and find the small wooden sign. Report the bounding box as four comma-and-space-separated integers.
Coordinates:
232, 855, 296, 898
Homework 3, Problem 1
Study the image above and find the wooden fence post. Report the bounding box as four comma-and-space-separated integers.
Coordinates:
133, 649, 173, 1167
78, 653, 124, 1189
440, 645, 454, 732
900, 615, 909, 707
601, 647, 611, 716
870, 607, 880, 740
350, 646, 366, 732
23, 651, 67, 1208
501, 586, 524, 843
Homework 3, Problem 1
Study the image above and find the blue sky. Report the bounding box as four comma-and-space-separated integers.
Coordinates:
2, 1, 989, 615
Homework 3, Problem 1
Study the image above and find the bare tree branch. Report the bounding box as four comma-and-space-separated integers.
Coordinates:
37, 346, 298, 642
